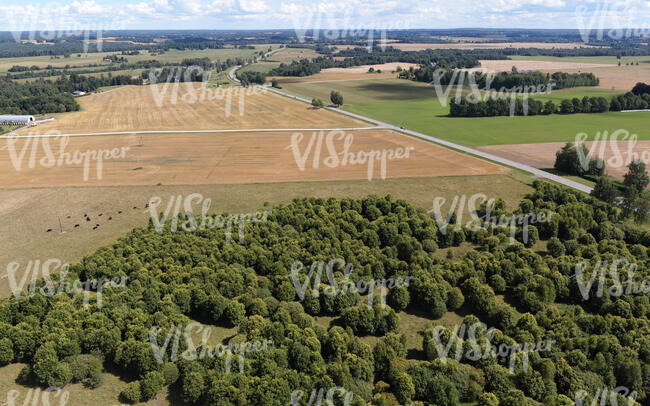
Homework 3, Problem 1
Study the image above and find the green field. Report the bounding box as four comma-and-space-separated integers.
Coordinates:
0, 46, 271, 74
280, 78, 650, 147
238, 62, 281, 74
268, 47, 320, 63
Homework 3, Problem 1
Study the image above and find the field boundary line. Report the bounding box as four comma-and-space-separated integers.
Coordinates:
0, 127, 389, 139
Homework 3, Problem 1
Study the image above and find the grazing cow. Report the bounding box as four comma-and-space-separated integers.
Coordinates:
98, 213, 103, 217
46, 229, 52, 232
118, 211, 122, 214
74, 224, 80, 228
66, 216, 71, 219
108, 217, 112, 220
133, 206, 137, 209
86, 218, 91, 222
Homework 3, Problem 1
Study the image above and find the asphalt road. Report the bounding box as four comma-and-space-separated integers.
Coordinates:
263, 86, 594, 194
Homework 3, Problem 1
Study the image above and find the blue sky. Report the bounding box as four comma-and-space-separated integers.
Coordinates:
0, 0, 648, 31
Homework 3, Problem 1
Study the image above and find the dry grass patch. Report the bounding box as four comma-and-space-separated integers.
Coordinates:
0, 129, 507, 188
13, 84, 362, 135
546, 65, 650, 91
271, 71, 398, 84
321, 63, 419, 74
466, 59, 615, 73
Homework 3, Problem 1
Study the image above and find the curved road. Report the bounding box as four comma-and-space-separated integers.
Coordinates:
263, 86, 593, 194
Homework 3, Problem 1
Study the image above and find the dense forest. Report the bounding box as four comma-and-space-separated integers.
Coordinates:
1, 181, 648, 405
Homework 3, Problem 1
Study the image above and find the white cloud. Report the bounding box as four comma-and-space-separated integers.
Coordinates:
0, 0, 648, 30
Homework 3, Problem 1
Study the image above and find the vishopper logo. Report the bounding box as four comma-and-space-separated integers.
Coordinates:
427, 322, 555, 374
7, 2, 125, 53
2, 132, 130, 181
288, 130, 414, 181
287, 387, 353, 406
575, 1, 650, 43
5, 259, 128, 309
148, 322, 272, 373
291, 8, 409, 52
576, 129, 650, 172
429, 193, 555, 244
290, 258, 413, 306
429, 68, 555, 114
147, 193, 271, 244
574, 259, 650, 300
576, 386, 638, 406
148, 66, 265, 116
2, 386, 69, 406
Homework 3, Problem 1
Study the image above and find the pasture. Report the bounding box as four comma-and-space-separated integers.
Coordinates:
0, 174, 530, 299
278, 77, 650, 146
268, 47, 320, 63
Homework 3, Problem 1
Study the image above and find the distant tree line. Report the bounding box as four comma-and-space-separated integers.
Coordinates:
0, 74, 141, 115
448, 94, 610, 117
400, 66, 599, 90
268, 47, 496, 77
6, 60, 166, 80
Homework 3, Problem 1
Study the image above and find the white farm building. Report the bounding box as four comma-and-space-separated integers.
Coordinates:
0, 115, 36, 125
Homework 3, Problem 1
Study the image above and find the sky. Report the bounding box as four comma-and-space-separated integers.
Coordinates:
0, 0, 649, 32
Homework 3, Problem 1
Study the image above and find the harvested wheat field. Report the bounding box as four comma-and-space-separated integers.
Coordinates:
332, 42, 602, 51
466, 59, 615, 73
546, 65, 650, 91
381, 42, 603, 50
272, 71, 399, 84
478, 140, 650, 181
0, 129, 508, 188
321, 63, 419, 74
14, 84, 363, 135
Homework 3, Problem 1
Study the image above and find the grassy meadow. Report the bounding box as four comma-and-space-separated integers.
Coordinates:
280, 78, 650, 147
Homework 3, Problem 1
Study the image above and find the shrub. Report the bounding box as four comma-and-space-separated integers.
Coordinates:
0, 338, 14, 365
140, 371, 165, 401
162, 362, 179, 384
121, 381, 142, 404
